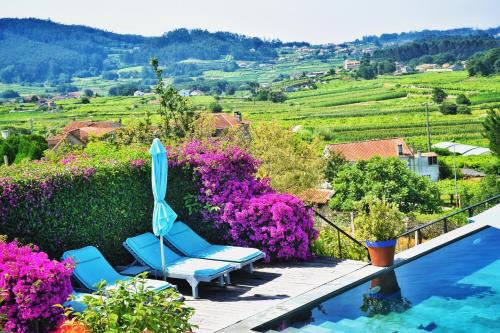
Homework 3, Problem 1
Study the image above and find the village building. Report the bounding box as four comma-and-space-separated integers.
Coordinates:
416, 63, 439, 72
47, 120, 122, 151
190, 90, 204, 96
210, 112, 250, 139
133, 90, 145, 97
343, 59, 360, 71
325, 138, 440, 181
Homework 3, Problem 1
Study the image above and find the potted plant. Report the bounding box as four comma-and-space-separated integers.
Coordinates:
354, 197, 405, 267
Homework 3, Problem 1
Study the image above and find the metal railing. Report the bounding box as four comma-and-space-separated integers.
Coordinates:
312, 209, 371, 262
398, 194, 500, 250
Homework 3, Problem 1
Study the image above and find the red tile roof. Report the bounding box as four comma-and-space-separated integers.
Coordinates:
327, 138, 413, 161
298, 189, 334, 205
48, 121, 121, 150
211, 113, 248, 130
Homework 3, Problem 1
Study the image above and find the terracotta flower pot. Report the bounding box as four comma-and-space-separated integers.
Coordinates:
366, 239, 397, 267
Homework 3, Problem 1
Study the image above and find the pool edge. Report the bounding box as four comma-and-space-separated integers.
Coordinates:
219, 219, 497, 332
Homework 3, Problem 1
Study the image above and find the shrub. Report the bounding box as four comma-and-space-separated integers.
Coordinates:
0, 143, 194, 264
80, 96, 90, 104
354, 197, 405, 242
439, 102, 458, 115
0, 90, 20, 99
209, 102, 222, 113
0, 241, 74, 333
330, 157, 442, 214
251, 123, 325, 195
1, 140, 317, 263
457, 105, 471, 114
72, 274, 194, 333
269, 91, 288, 103
223, 193, 318, 261
456, 94, 471, 105
170, 140, 318, 261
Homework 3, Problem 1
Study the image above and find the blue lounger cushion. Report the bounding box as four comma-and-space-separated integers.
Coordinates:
165, 221, 264, 263
124, 233, 232, 277
62, 246, 171, 291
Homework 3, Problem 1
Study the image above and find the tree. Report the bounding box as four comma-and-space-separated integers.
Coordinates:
325, 152, 347, 182
209, 102, 222, 113
251, 122, 325, 195
80, 96, 90, 104
269, 91, 287, 103
101, 71, 119, 80
456, 94, 471, 105
84, 89, 94, 97
0, 89, 20, 98
439, 102, 458, 115
330, 157, 442, 213
432, 88, 447, 104
483, 109, 500, 156
457, 105, 471, 114
150, 57, 195, 140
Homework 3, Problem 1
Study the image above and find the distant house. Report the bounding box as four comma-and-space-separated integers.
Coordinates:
179, 89, 191, 97
190, 90, 204, 96
416, 64, 438, 72
133, 90, 145, 97
325, 138, 440, 181
448, 64, 464, 71
343, 59, 360, 71
305, 71, 327, 78
47, 121, 122, 151
211, 112, 250, 138
66, 92, 81, 99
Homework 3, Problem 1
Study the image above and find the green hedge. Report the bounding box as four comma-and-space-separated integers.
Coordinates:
0, 144, 198, 265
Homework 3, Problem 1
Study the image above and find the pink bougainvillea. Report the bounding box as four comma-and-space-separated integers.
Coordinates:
0, 241, 74, 333
170, 140, 318, 261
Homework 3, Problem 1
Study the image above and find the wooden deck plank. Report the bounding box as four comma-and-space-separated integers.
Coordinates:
173, 258, 367, 333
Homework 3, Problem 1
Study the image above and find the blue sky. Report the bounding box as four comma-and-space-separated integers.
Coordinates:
2, 0, 499, 43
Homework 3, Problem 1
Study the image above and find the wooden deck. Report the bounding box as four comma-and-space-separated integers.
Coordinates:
174, 258, 367, 333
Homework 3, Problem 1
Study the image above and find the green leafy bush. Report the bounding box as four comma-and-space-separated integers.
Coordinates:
72, 273, 194, 333
330, 157, 442, 213
209, 102, 222, 113
0, 143, 196, 264
457, 105, 471, 114
354, 197, 405, 242
456, 94, 471, 105
439, 102, 458, 115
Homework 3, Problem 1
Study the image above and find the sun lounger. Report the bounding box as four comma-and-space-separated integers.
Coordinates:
62, 246, 172, 292
124, 232, 234, 298
164, 221, 265, 273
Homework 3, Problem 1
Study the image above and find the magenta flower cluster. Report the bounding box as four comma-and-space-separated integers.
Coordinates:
0, 241, 74, 333
170, 140, 318, 261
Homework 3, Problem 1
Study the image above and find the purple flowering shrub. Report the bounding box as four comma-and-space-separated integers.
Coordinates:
170, 140, 318, 261
224, 194, 318, 261
0, 241, 74, 333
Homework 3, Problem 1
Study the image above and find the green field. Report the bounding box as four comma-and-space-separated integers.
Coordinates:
0, 71, 499, 150
219, 71, 499, 149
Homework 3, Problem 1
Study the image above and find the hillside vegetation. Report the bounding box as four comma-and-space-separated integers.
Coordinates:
1, 71, 498, 150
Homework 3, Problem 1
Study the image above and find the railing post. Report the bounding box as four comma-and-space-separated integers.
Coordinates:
414, 230, 420, 246
337, 229, 342, 259
468, 208, 473, 218
443, 218, 448, 233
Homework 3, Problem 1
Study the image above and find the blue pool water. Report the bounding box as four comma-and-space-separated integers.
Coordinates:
264, 227, 500, 333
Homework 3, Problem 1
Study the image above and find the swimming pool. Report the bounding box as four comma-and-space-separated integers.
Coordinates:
262, 226, 500, 333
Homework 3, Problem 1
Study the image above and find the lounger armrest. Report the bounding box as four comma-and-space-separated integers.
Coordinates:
116, 265, 151, 276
